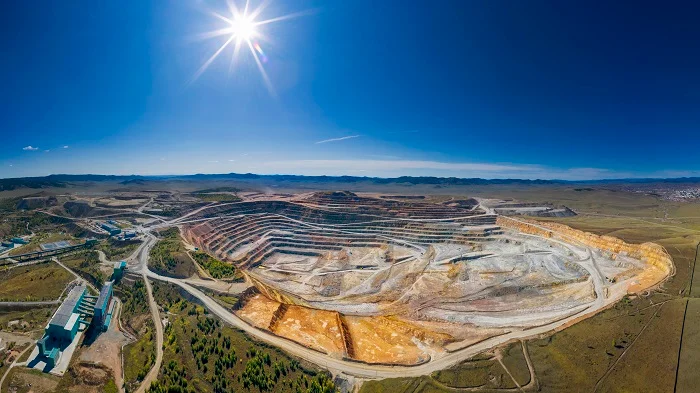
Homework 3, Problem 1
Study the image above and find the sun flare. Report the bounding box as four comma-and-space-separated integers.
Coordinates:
190, 0, 313, 95
230, 14, 257, 40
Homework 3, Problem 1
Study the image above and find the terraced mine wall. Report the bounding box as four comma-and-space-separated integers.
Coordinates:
497, 216, 673, 276
187, 198, 483, 223
246, 274, 312, 307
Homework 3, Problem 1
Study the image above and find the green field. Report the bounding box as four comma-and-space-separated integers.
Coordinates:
0, 262, 73, 301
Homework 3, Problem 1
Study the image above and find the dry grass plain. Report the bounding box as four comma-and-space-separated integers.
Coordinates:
0, 261, 73, 301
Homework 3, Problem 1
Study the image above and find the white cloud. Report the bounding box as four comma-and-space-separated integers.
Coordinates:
315, 135, 360, 144
229, 159, 236, 162
63, 145, 69, 149
44, 150, 50, 152
22, 146, 39, 151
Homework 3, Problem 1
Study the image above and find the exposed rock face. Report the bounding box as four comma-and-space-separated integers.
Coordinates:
496, 216, 673, 276
17, 196, 57, 210
494, 203, 577, 218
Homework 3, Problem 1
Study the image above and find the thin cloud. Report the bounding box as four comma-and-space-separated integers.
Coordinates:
22, 146, 39, 151
255, 159, 635, 180
63, 145, 69, 149
315, 135, 360, 144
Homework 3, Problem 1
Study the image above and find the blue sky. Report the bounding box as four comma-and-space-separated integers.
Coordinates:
2, 0, 700, 180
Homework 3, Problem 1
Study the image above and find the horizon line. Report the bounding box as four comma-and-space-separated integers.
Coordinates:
3, 171, 700, 183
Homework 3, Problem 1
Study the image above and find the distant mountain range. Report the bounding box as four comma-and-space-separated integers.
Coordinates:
1, 173, 700, 192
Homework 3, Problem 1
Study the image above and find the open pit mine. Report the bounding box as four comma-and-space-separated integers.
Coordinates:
182, 191, 672, 366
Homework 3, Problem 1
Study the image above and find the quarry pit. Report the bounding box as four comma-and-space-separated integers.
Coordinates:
183, 192, 673, 366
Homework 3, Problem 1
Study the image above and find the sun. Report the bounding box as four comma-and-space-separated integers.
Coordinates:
190, 0, 313, 95
230, 14, 257, 40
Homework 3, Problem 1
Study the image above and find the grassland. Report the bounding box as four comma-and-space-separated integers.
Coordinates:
149, 228, 197, 278
0, 262, 73, 301
0, 307, 55, 334
1, 368, 61, 393
361, 188, 700, 393
361, 343, 530, 393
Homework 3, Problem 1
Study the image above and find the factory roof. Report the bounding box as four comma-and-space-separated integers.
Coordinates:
95, 281, 113, 311
64, 313, 79, 331
49, 285, 86, 328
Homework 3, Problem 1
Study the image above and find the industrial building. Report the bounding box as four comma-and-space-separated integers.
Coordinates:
11, 237, 29, 244
93, 281, 114, 331
113, 260, 127, 280
45, 285, 90, 342
101, 222, 121, 236
36, 285, 95, 368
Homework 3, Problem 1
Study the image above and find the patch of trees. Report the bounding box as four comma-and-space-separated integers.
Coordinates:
147, 361, 192, 393
147, 283, 338, 393
122, 280, 148, 316
191, 252, 240, 280
149, 228, 185, 272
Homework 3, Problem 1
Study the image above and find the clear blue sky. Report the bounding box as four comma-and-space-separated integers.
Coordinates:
2, 0, 699, 180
